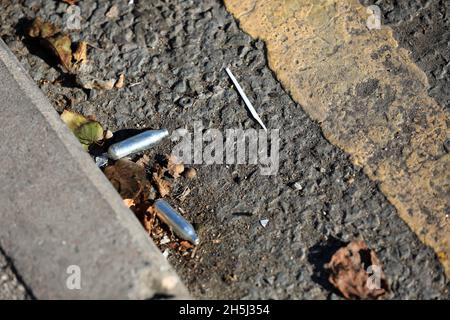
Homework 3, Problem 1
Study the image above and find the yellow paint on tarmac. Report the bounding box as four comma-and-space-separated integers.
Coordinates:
224, 0, 450, 277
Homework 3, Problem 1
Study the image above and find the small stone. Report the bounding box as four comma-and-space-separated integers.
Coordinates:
104, 129, 113, 140
115, 74, 125, 88
293, 182, 303, 190
173, 80, 186, 93
183, 167, 197, 179
106, 5, 119, 19
160, 235, 171, 245
260, 219, 269, 228
88, 89, 97, 100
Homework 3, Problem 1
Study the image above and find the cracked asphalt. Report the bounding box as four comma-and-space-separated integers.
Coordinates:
0, 0, 448, 299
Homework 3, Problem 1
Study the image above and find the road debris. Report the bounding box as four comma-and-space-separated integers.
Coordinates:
183, 167, 197, 179
325, 240, 389, 299
135, 154, 150, 167
129, 81, 143, 87
104, 159, 154, 202
26, 18, 84, 73
76, 75, 116, 90
26, 17, 124, 91
103, 152, 199, 250
259, 219, 269, 228
114, 73, 125, 89
152, 165, 172, 197
179, 241, 194, 251
104, 129, 114, 140
72, 40, 88, 65
26, 17, 58, 39
95, 154, 109, 168
60, 110, 104, 150
160, 235, 171, 245
154, 199, 199, 245
225, 67, 267, 132
123, 198, 135, 208
167, 155, 185, 178
293, 182, 303, 191
176, 187, 191, 203
107, 129, 169, 160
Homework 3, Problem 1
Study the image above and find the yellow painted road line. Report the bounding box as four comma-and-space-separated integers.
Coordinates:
224, 0, 450, 277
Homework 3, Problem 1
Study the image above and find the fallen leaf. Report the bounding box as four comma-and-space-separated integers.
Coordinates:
325, 240, 389, 299
76, 75, 116, 90
73, 40, 88, 65
61, 110, 104, 149
166, 155, 184, 178
61, 110, 88, 131
27, 17, 59, 38
62, 0, 78, 4
104, 159, 153, 202
179, 241, 194, 251
43, 33, 73, 71
183, 167, 197, 179
152, 166, 172, 197
136, 154, 150, 167
115, 73, 125, 88
27, 18, 72, 71
123, 199, 135, 208
74, 121, 104, 147
141, 205, 157, 233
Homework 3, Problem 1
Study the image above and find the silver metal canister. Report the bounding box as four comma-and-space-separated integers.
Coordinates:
154, 199, 199, 245
107, 129, 169, 160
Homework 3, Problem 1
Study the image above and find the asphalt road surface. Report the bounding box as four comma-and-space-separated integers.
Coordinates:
0, 0, 448, 299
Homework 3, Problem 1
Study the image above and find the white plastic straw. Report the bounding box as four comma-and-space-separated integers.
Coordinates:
225, 67, 268, 132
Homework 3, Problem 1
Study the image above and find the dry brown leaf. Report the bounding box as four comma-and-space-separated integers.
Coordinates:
152, 166, 171, 197
325, 240, 389, 300
104, 159, 153, 203
27, 17, 59, 38
85, 114, 96, 121
43, 34, 73, 71
179, 241, 194, 251
141, 205, 157, 233
123, 199, 135, 208
115, 73, 125, 88
183, 167, 197, 179
136, 154, 150, 167
26, 18, 93, 75
73, 41, 88, 65
166, 155, 184, 178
